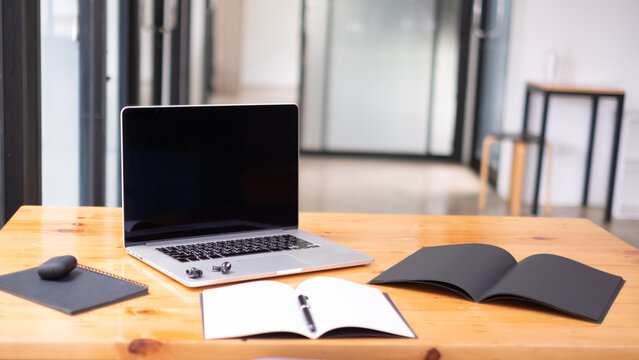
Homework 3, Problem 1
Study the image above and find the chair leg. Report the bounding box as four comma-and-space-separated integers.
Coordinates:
479, 135, 496, 212
509, 141, 526, 216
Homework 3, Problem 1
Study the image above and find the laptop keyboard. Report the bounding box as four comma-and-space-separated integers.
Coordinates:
155, 234, 319, 263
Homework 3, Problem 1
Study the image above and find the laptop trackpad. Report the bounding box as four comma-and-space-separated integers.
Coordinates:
235, 254, 309, 274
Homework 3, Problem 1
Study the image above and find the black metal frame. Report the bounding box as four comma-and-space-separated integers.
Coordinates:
78, 0, 107, 206
0, 0, 42, 225
522, 83, 625, 222
117, 0, 141, 206
301, 150, 454, 162
119, 0, 140, 107
170, 0, 191, 104
469, 0, 490, 171
299, 0, 472, 162
204, 0, 214, 99
452, 0, 473, 162
152, 0, 165, 104
298, 0, 307, 133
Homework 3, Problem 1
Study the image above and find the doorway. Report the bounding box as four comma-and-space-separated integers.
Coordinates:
469, 0, 512, 171
300, 0, 472, 160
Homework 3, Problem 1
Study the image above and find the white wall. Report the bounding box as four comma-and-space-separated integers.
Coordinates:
240, 0, 301, 89
500, 0, 639, 212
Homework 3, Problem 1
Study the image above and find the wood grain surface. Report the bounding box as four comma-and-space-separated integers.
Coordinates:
0, 206, 638, 359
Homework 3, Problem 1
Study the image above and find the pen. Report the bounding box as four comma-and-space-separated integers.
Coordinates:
298, 294, 316, 332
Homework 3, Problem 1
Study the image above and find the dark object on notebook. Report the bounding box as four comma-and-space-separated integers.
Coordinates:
369, 244, 625, 323
0, 263, 148, 315
37, 255, 77, 280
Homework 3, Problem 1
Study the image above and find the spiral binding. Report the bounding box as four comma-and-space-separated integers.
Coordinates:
77, 264, 148, 289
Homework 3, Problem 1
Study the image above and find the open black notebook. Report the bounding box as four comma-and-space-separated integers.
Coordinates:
369, 244, 624, 323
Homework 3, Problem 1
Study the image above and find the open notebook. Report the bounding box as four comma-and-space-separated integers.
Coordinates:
370, 244, 624, 323
200, 277, 416, 339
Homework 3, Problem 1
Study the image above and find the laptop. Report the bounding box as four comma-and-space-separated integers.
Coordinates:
120, 104, 373, 287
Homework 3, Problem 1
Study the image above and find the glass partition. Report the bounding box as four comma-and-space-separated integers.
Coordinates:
302, 0, 463, 157
40, 0, 80, 205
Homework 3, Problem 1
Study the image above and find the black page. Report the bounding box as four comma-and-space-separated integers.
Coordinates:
369, 244, 517, 301
0, 266, 148, 315
481, 254, 625, 323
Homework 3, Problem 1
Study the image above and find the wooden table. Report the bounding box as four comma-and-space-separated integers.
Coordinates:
1, 206, 638, 359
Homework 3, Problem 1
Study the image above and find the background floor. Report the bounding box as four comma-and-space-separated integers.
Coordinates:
299, 155, 639, 249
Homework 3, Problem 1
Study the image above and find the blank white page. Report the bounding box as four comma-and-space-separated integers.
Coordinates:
201, 280, 309, 339
297, 277, 415, 338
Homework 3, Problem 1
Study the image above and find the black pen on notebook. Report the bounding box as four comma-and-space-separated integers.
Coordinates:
298, 294, 316, 332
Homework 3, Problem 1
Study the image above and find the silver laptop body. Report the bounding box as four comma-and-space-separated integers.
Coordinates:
121, 104, 373, 287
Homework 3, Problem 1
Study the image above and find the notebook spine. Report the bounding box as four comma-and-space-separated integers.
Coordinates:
77, 264, 148, 289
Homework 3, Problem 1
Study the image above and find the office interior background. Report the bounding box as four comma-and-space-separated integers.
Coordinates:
2, 0, 638, 247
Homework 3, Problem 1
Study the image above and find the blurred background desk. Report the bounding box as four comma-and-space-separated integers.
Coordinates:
0, 206, 638, 359
522, 82, 625, 221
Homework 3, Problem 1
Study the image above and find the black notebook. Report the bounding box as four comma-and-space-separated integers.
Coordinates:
369, 244, 624, 323
0, 264, 148, 315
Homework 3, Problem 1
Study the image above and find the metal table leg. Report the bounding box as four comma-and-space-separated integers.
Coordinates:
531, 92, 550, 216
582, 95, 599, 206
521, 86, 531, 136
605, 94, 625, 222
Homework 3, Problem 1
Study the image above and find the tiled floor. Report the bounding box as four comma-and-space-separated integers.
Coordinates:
299, 155, 639, 249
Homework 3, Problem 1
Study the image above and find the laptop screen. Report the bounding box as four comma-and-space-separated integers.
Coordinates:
121, 104, 299, 244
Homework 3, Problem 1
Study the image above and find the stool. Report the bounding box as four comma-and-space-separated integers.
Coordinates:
479, 133, 553, 216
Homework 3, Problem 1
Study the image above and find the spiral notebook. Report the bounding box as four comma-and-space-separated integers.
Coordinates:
0, 264, 148, 315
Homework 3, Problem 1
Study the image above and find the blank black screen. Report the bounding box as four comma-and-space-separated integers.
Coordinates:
121, 104, 299, 243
